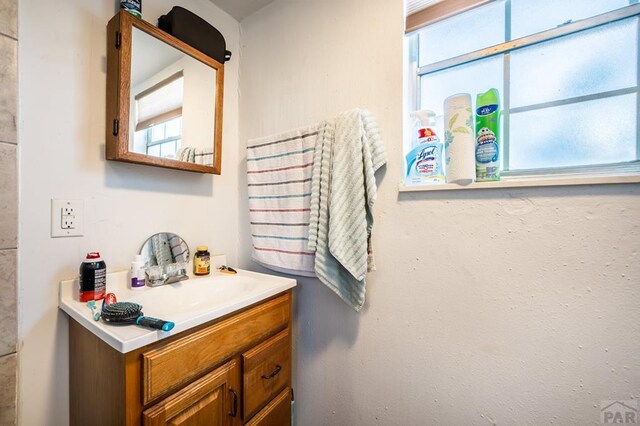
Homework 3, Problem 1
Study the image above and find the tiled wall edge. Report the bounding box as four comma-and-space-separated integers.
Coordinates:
0, 0, 18, 423
0, 248, 17, 357
0, 352, 17, 425
0, 31, 17, 146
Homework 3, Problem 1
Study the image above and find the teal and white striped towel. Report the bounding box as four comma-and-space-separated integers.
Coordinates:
247, 125, 318, 277
308, 109, 387, 311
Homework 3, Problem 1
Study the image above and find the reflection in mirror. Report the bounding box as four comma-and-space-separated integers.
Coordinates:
106, 11, 224, 173
139, 232, 190, 268
134, 71, 184, 158
130, 27, 217, 165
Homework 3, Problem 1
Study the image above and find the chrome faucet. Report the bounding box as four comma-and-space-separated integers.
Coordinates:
145, 264, 189, 287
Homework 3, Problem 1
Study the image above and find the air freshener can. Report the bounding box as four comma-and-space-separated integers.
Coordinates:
475, 88, 501, 181
79, 252, 107, 302
120, 0, 142, 18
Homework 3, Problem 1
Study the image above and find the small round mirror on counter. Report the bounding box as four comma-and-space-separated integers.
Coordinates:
139, 232, 190, 268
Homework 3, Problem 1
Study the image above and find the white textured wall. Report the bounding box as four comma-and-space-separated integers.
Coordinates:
18, 1, 240, 424
239, 1, 640, 424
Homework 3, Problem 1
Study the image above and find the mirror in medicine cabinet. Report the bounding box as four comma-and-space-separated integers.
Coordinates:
106, 11, 224, 174
139, 232, 190, 268
139, 232, 190, 286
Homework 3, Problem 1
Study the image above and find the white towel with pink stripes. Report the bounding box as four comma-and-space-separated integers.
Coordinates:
246, 125, 318, 277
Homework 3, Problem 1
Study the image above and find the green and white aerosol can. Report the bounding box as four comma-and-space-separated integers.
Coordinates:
475, 88, 501, 181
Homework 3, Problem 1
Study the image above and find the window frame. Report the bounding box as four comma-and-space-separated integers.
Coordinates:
141, 116, 183, 159
403, 1, 640, 190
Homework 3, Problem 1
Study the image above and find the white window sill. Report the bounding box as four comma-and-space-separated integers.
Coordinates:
398, 174, 640, 192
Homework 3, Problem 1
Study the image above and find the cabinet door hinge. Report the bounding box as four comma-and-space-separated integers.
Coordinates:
115, 31, 121, 49
112, 119, 119, 136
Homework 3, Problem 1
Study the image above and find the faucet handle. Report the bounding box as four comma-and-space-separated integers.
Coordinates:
145, 263, 189, 287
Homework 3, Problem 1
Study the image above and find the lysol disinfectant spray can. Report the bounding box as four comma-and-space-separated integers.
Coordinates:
120, 0, 142, 18
404, 109, 445, 185
475, 88, 500, 181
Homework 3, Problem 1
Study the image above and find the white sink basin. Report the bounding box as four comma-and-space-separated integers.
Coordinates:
59, 269, 296, 353
124, 274, 263, 317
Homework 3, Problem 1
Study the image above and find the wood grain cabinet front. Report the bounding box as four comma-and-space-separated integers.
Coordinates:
69, 291, 293, 426
143, 358, 242, 426
142, 295, 290, 405
245, 388, 292, 426
242, 328, 291, 420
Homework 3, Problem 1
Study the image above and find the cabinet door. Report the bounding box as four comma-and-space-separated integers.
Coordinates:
143, 358, 241, 426
245, 388, 291, 426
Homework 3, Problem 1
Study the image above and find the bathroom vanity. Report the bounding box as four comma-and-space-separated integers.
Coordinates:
59, 269, 296, 426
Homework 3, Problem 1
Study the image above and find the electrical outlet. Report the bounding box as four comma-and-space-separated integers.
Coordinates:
61, 214, 75, 229
51, 199, 84, 238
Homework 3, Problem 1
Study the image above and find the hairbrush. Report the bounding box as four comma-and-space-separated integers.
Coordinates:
100, 302, 175, 332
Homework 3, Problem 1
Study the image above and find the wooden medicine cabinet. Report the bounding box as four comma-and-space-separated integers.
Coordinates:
106, 11, 224, 174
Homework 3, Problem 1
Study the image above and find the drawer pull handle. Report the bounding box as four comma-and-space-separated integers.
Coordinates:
228, 388, 238, 417
261, 364, 282, 380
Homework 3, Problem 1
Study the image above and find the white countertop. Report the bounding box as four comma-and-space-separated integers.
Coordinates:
59, 268, 296, 353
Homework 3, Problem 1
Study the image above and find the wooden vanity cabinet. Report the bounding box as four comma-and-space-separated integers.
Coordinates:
143, 358, 241, 426
69, 291, 293, 426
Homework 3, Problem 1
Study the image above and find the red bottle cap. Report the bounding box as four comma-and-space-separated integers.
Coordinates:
86, 252, 101, 259
418, 128, 436, 138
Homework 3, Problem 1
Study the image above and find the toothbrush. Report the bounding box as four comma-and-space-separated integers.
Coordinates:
86, 301, 101, 321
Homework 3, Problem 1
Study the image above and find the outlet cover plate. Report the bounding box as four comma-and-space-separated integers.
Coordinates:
51, 199, 84, 238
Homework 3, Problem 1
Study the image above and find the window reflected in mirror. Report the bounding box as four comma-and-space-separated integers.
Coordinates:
129, 26, 217, 165
133, 72, 184, 159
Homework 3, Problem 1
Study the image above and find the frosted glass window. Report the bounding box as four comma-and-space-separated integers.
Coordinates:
147, 145, 161, 157
511, 0, 630, 39
420, 56, 503, 116
160, 141, 177, 158
418, 1, 505, 66
509, 94, 637, 170
165, 117, 182, 138
406, 0, 640, 179
151, 125, 164, 142
510, 18, 638, 108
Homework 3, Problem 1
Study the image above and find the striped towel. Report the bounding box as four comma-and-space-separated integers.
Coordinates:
176, 147, 214, 166
247, 125, 318, 276
308, 109, 387, 311
151, 233, 173, 266
194, 149, 214, 166
168, 234, 190, 263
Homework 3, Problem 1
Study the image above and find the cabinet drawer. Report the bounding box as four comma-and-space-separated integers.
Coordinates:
242, 328, 291, 420
245, 387, 291, 426
142, 293, 290, 405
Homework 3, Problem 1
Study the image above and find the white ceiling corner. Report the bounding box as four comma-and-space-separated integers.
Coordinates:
208, 0, 277, 21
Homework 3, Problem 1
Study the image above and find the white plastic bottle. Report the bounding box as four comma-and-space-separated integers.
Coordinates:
404, 109, 445, 185
130, 254, 146, 290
